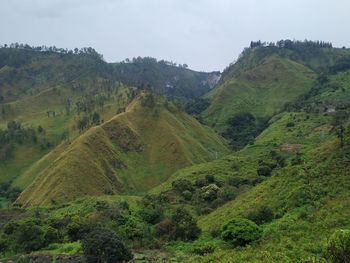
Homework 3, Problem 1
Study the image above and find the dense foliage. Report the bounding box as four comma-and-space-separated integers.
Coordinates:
327, 229, 350, 263
223, 112, 268, 150
221, 218, 262, 246
82, 228, 133, 263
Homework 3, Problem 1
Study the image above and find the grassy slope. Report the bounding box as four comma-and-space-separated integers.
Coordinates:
0, 85, 133, 185
202, 55, 315, 131
150, 69, 350, 261
0, 48, 219, 188
17, 96, 229, 206
194, 135, 349, 262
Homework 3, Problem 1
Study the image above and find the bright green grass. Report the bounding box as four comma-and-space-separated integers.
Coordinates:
202, 56, 315, 131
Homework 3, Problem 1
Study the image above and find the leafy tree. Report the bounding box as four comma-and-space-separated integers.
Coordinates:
221, 218, 262, 246
247, 206, 274, 225
257, 165, 272, 176
82, 228, 133, 263
91, 112, 101, 125
171, 208, 201, 241
172, 179, 194, 193
156, 218, 176, 240
332, 110, 349, 147
223, 112, 267, 150
138, 195, 165, 224
327, 229, 350, 263
10, 219, 45, 252
185, 98, 210, 115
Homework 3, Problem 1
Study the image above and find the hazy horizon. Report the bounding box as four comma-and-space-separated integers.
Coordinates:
1, 0, 350, 72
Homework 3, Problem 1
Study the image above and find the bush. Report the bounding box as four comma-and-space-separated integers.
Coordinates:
171, 208, 201, 241
327, 229, 350, 263
221, 218, 262, 246
257, 165, 272, 176
200, 184, 219, 202
247, 206, 274, 225
172, 179, 193, 193
82, 228, 133, 263
156, 218, 176, 239
138, 195, 164, 224
12, 219, 45, 252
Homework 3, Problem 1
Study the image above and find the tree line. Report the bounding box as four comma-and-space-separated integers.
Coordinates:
249, 39, 333, 49
0, 43, 103, 60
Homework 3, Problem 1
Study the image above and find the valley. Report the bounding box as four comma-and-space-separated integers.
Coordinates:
0, 40, 350, 262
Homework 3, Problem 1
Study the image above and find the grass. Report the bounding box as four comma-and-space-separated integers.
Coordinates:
202, 55, 316, 131
17, 95, 229, 206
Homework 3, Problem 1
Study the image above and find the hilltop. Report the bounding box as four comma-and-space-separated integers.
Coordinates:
17, 93, 229, 206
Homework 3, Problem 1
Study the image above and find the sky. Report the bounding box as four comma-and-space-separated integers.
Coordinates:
1, 0, 350, 71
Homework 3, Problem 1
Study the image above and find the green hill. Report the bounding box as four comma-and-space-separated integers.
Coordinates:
0, 46, 218, 188
17, 93, 229, 206
1, 41, 350, 263
199, 42, 350, 133
148, 66, 350, 262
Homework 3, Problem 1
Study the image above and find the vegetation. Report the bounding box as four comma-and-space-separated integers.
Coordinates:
82, 228, 133, 263
327, 229, 350, 263
1, 41, 350, 262
221, 218, 262, 246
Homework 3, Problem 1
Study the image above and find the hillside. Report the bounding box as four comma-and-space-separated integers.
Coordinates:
148, 66, 350, 262
199, 42, 350, 133
17, 93, 229, 206
0, 46, 218, 189
112, 57, 220, 99
1, 41, 350, 263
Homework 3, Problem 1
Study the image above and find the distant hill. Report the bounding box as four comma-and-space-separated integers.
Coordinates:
17, 93, 229, 206
200, 41, 350, 131
0, 47, 218, 104
112, 57, 220, 100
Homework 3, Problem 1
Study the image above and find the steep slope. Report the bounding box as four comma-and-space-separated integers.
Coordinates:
0, 46, 217, 187
150, 68, 350, 262
200, 42, 350, 132
17, 94, 229, 206
202, 55, 315, 131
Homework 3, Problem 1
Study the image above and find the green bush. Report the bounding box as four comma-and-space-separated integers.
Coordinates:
171, 208, 201, 241
172, 179, 194, 193
247, 206, 274, 225
82, 228, 133, 263
327, 229, 350, 263
221, 218, 262, 246
257, 165, 272, 176
12, 219, 45, 252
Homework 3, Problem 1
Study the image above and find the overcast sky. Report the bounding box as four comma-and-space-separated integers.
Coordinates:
1, 0, 349, 71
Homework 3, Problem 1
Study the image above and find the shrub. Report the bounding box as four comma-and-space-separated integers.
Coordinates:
257, 165, 272, 176
12, 219, 45, 252
221, 218, 262, 246
67, 221, 97, 242
200, 184, 219, 202
247, 206, 274, 225
172, 179, 193, 193
138, 195, 164, 224
171, 208, 201, 241
286, 122, 295, 128
82, 228, 133, 263
156, 218, 176, 239
217, 186, 237, 202
327, 229, 350, 263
